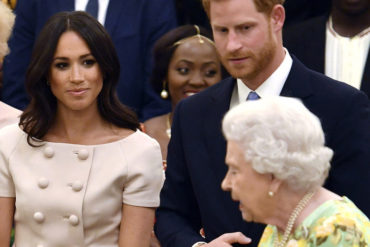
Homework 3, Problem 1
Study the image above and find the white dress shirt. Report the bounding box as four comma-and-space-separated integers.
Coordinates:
325, 16, 370, 89
75, 0, 110, 25
230, 49, 293, 108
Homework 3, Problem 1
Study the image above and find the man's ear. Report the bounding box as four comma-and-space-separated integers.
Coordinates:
270, 4, 285, 33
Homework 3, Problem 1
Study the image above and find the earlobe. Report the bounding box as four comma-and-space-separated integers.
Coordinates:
270, 4, 285, 32
268, 174, 282, 196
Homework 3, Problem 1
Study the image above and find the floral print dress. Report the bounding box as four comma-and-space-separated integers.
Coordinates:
258, 197, 370, 247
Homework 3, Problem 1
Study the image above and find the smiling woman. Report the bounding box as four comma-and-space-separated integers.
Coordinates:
0, 11, 164, 247
49, 31, 103, 113
144, 25, 227, 158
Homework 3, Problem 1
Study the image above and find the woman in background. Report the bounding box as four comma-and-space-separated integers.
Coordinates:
0, 2, 21, 129
1, 0, 16, 10
145, 25, 225, 159
0, 11, 163, 247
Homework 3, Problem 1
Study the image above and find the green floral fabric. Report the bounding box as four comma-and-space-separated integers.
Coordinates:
10, 228, 14, 247
258, 197, 370, 247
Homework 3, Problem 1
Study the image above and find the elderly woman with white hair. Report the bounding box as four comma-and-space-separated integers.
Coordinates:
0, 2, 21, 128
206, 96, 370, 247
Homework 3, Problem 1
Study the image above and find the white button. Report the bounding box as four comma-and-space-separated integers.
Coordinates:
38, 178, 49, 189
44, 147, 54, 158
72, 181, 83, 192
69, 214, 79, 226
33, 212, 45, 223
77, 149, 89, 160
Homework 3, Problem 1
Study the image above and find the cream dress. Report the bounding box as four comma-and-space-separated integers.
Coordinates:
0, 124, 164, 247
0, 101, 21, 129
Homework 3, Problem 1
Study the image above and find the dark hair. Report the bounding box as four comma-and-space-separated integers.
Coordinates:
20, 11, 140, 146
150, 24, 228, 101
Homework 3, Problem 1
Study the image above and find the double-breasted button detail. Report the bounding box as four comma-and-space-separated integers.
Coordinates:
43, 147, 54, 158
33, 212, 45, 223
69, 214, 79, 226
77, 149, 89, 160
38, 178, 49, 189
72, 181, 83, 192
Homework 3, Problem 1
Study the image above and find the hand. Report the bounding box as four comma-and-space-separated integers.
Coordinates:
204, 232, 251, 246
150, 230, 161, 247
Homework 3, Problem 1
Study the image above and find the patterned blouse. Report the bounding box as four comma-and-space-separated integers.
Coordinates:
258, 197, 370, 247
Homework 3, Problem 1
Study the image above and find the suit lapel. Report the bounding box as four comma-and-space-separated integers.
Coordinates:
203, 78, 235, 180
281, 55, 314, 99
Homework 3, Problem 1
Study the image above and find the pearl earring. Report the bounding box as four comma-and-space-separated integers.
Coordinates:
161, 80, 168, 99
268, 191, 274, 197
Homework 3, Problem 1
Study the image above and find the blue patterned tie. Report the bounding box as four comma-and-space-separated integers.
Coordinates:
86, 0, 99, 19
246, 91, 260, 101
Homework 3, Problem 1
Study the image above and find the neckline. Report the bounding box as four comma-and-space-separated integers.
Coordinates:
16, 125, 141, 147
273, 196, 347, 239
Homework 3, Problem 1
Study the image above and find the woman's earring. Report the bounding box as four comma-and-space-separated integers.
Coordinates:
160, 80, 168, 99
268, 191, 274, 197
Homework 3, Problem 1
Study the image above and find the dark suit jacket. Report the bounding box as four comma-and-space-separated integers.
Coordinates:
283, 15, 370, 98
1, 0, 177, 121
155, 56, 370, 247
283, 0, 331, 27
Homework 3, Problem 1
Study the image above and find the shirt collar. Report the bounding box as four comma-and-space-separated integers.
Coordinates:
236, 48, 293, 103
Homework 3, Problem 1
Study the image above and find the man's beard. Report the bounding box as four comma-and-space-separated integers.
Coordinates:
221, 32, 276, 82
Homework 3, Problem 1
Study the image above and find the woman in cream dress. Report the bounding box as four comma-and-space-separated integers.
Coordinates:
0, 11, 164, 247
0, 101, 20, 128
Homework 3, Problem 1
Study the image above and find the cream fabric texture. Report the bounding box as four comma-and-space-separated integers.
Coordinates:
0, 101, 21, 129
0, 124, 164, 246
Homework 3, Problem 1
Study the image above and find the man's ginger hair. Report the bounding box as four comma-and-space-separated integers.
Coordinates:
202, 0, 285, 18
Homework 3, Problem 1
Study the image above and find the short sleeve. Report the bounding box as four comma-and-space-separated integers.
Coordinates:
122, 131, 164, 207
0, 125, 20, 197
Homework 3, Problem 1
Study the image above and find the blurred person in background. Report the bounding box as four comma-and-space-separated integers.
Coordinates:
1, 0, 16, 9
0, 2, 21, 129
284, 0, 369, 98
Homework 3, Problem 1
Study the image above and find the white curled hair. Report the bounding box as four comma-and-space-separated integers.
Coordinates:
0, 2, 15, 59
222, 96, 333, 192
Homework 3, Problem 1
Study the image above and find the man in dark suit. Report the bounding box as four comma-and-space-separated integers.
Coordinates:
283, 0, 370, 98
1, 0, 177, 121
155, 0, 370, 246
